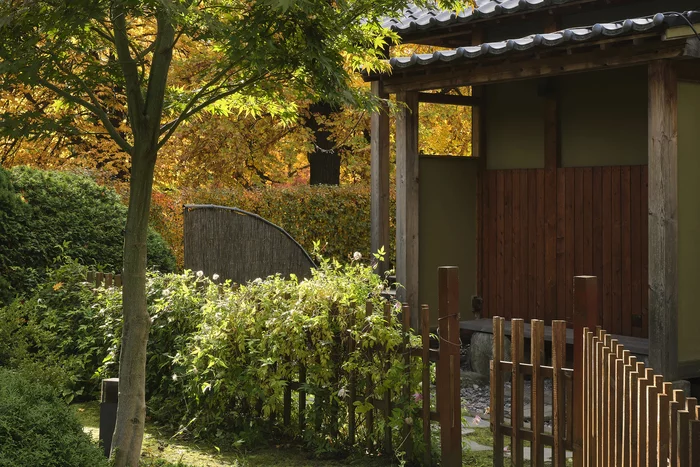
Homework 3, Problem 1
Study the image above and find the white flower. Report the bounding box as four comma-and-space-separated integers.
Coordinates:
212, 273, 220, 281
253, 278, 263, 285
196, 270, 204, 278
172, 373, 178, 381
353, 251, 362, 261
337, 388, 347, 398
404, 417, 413, 426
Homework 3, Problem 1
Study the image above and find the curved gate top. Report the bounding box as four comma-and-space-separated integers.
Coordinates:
183, 204, 315, 284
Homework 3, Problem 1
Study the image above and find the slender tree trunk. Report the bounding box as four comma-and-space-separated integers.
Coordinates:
307, 102, 341, 185
111, 147, 157, 467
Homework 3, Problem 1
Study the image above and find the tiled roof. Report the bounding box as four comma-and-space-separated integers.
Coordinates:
389, 11, 700, 69
382, 0, 578, 34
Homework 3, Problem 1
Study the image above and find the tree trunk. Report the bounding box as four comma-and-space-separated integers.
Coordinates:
307, 102, 340, 185
111, 147, 156, 467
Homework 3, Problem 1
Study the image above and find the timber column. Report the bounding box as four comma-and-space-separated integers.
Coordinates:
648, 60, 679, 381
370, 79, 390, 276
396, 91, 420, 327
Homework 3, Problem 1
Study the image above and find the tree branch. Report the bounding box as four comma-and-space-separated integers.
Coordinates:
36, 78, 133, 154
157, 74, 265, 149
112, 2, 145, 135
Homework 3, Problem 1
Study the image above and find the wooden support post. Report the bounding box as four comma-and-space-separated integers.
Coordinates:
396, 91, 419, 328
531, 319, 546, 466
648, 60, 679, 381
437, 266, 461, 466
371, 79, 390, 276
573, 275, 598, 467
99, 378, 119, 458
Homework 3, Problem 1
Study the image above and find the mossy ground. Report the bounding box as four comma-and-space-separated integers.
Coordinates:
74, 401, 394, 466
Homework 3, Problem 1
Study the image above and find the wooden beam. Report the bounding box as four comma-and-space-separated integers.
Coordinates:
370, 79, 390, 275
382, 39, 689, 93
396, 91, 420, 328
648, 60, 679, 381
417, 92, 481, 106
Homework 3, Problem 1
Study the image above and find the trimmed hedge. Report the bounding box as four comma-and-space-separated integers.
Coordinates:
150, 184, 396, 269
0, 166, 176, 303
0, 368, 108, 467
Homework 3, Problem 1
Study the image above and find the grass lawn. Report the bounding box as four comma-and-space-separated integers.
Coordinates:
73, 401, 395, 467
74, 401, 505, 466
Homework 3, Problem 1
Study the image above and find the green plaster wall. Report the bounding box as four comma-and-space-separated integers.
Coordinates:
559, 67, 648, 167
485, 80, 545, 169
677, 81, 700, 364
419, 157, 478, 325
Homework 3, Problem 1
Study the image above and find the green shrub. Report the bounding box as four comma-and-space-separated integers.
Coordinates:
0, 260, 120, 400
0, 166, 176, 303
0, 368, 108, 467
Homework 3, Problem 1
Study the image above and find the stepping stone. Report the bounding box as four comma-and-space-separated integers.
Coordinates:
463, 440, 492, 452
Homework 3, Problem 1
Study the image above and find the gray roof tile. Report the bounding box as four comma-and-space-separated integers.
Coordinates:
389, 11, 700, 69
382, 1, 579, 34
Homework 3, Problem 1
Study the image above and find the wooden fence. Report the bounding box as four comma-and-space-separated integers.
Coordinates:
86, 271, 122, 288
92, 266, 463, 466
490, 316, 574, 466
583, 327, 700, 466
491, 274, 700, 466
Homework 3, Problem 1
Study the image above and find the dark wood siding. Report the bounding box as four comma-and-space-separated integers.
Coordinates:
477, 165, 648, 337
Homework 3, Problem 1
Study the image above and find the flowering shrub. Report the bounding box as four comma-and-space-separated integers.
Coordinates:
3, 254, 425, 461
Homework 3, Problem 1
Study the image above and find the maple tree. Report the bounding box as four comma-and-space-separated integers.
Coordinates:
0, 0, 469, 465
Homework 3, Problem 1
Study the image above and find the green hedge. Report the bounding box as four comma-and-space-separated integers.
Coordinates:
150, 184, 396, 269
0, 368, 108, 467
0, 166, 176, 303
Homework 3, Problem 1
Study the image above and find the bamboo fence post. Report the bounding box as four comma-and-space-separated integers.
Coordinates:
531, 319, 545, 467
511, 318, 525, 465
552, 320, 567, 466
382, 302, 392, 455
574, 276, 598, 467
421, 304, 431, 467
96, 271, 104, 287
437, 266, 461, 467
491, 316, 504, 467
348, 312, 356, 446
401, 303, 413, 459
658, 382, 672, 467
114, 274, 122, 287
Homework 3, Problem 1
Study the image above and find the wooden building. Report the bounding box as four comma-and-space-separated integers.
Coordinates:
368, 0, 700, 380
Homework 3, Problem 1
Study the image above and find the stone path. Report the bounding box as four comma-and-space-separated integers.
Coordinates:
460, 369, 570, 462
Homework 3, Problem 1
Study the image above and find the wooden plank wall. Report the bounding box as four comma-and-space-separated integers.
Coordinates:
477, 165, 648, 337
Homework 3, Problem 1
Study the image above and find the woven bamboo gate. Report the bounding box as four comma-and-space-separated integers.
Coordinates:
490, 316, 575, 466
582, 326, 700, 467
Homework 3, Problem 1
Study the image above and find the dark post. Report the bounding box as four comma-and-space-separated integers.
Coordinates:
437, 266, 461, 467
99, 378, 119, 457
573, 275, 598, 467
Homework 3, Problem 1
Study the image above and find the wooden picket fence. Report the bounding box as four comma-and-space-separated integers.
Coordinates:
490, 316, 575, 466
583, 326, 700, 467
91, 266, 464, 466
491, 275, 700, 466
86, 271, 122, 288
